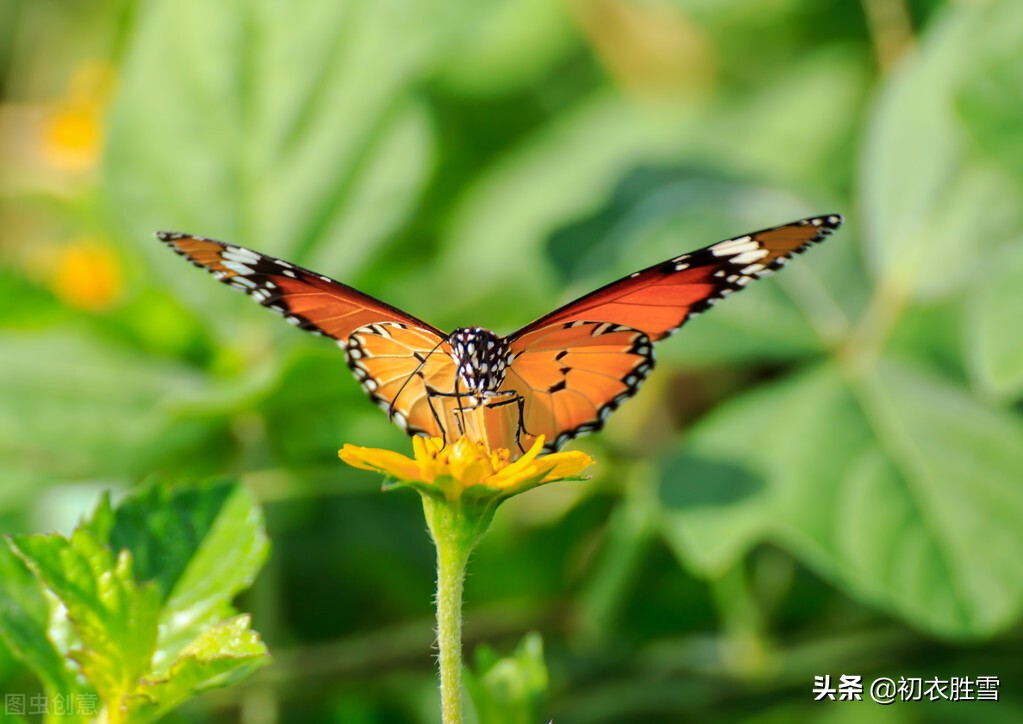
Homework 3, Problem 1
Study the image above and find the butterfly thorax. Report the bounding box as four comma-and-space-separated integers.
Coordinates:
449, 327, 511, 404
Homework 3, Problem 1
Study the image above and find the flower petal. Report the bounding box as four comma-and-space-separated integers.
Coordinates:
339, 445, 420, 481
412, 435, 436, 482
539, 451, 595, 482
485, 436, 546, 487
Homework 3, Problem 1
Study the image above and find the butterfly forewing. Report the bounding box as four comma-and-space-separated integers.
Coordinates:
512, 215, 842, 342
156, 233, 443, 342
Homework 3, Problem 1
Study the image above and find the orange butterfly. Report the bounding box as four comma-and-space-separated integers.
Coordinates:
159, 215, 841, 455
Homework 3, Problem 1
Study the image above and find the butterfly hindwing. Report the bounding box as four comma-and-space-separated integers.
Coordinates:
345, 322, 458, 438
502, 322, 654, 452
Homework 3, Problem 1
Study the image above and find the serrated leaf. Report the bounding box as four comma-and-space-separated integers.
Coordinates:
659, 360, 1023, 638
966, 243, 1023, 400
9, 530, 162, 708
128, 615, 268, 722
141, 483, 269, 665
860, 0, 1023, 299
0, 540, 88, 701
6, 480, 269, 721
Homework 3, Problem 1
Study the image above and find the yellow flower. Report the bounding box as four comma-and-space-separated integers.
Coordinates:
340, 435, 594, 500
42, 61, 116, 173
50, 237, 124, 311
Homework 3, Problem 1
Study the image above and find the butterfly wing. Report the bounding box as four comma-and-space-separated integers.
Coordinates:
501, 215, 842, 450
346, 322, 464, 439
157, 232, 444, 341
513, 215, 842, 342
157, 232, 458, 437
497, 322, 653, 452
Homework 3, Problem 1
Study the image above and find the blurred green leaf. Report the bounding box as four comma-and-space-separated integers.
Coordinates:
967, 241, 1023, 400
860, 0, 1023, 299
435, 93, 705, 327
955, 21, 1023, 181
465, 631, 548, 724
104, 0, 458, 330
0, 331, 237, 493
435, 0, 576, 95
660, 360, 1023, 638
687, 47, 867, 197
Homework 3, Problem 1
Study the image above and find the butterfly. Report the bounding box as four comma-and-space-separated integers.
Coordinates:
158, 214, 841, 455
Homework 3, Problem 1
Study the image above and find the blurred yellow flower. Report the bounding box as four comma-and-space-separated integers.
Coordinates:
51, 237, 124, 311
42, 61, 116, 173
340, 435, 593, 499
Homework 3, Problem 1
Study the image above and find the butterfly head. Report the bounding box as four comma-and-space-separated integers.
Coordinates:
450, 327, 511, 405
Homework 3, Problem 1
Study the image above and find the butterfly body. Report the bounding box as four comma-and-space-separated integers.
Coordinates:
158, 214, 841, 456
447, 327, 512, 402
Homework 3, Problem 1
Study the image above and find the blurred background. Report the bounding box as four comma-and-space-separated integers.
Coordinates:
2, 0, 1023, 721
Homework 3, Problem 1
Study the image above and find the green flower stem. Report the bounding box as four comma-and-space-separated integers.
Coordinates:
422, 492, 495, 724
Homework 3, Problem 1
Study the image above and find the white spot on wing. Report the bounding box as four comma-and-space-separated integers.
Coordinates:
729, 248, 769, 265
223, 247, 261, 265
710, 236, 755, 257
222, 261, 254, 275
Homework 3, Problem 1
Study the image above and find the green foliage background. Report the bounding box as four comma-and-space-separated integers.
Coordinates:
2, 0, 1022, 721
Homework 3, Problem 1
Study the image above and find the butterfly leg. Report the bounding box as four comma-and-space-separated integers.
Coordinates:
482, 390, 532, 454
424, 391, 454, 440
424, 387, 472, 439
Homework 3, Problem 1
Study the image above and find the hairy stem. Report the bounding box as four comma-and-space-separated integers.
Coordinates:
423, 495, 484, 724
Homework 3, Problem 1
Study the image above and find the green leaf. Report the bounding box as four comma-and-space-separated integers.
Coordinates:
104, 0, 461, 314
659, 360, 1023, 638
966, 243, 1023, 400
435, 93, 706, 327
465, 632, 548, 724
9, 530, 162, 708
7, 480, 269, 721
0, 540, 89, 702
434, 0, 575, 95
0, 331, 220, 494
861, 0, 1023, 299
859, 360, 1023, 634
138, 482, 269, 665
127, 615, 268, 722
955, 18, 1023, 181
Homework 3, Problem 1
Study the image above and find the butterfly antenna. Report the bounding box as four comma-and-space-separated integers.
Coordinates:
387, 334, 452, 421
